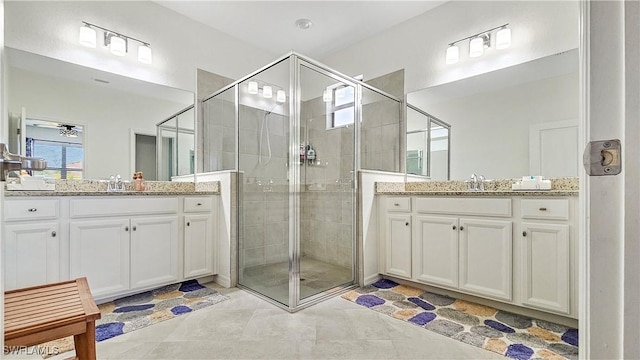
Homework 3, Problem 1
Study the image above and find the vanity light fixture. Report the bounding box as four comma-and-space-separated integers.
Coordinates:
262, 85, 273, 99
446, 23, 510, 64
248, 81, 259, 94
495, 26, 512, 49
79, 24, 97, 48
78, 21, 152, 64
322, 88, 332, 102
446, 45, 459, 64
276, 90, 286, 103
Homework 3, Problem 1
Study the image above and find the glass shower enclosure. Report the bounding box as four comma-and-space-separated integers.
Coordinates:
202, 53, 402, 311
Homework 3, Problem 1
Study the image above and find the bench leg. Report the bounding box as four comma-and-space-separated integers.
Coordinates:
73, 321, 96, 360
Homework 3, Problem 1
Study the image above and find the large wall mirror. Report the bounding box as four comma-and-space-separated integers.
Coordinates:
407, 48, 578, 181
6, 47, 195, 181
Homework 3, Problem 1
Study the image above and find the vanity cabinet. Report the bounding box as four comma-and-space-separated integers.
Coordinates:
183, 196, 217, 279
68, 197, 181, 299
3, 198, 64, 290
379, 194, 577, 319
3, 194, 218, 301
409, 197, 513, 302
519, 198, 572, 315
69, 219, 131, 297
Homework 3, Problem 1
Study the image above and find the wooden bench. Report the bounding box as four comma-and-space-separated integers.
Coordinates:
4, 277, 101, 360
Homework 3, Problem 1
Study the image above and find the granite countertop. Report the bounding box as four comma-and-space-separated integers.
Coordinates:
4, 180, 220, 197
376, 178, 579, 197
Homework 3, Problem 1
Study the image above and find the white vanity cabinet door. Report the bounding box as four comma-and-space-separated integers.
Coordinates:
412, 215, 459, 288
130, 216, 179, 289
70, 219, 130, 298
385, 213, 412, 278
4, 222, 60, 290
520, 222, 570, 314
458, 218, 513, 301
184, 215, 214, 279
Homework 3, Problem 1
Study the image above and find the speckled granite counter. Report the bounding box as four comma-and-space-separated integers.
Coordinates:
376, 178, 578, 197
4, 180, 220, 197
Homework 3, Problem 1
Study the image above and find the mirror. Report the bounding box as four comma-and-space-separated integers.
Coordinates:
6, 47, 195, 180
407, 48, 579, 181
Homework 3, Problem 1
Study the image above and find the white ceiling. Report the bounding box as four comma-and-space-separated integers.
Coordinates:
154, 1, 446, 59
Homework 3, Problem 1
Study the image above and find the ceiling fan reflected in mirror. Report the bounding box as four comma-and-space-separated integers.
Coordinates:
58, 124, 79, 137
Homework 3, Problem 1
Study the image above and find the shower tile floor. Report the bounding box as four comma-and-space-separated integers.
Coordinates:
240, 257, 353, 304
19, 282, 504, 360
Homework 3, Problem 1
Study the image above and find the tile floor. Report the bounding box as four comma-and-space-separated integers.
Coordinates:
7, 283, 505, 360
240, 257, 353, 304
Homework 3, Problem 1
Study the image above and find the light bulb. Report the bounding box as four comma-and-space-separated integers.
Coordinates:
79, 25, 97, 48
323, 88, 332, 102
137, 44, 152, 64
276, 90, 286, 103
496, 27, 512, 49
248, 81, 258, 94
109, 35, 127, 56
469, 37, 484, 58
446, 45, 459, 64
263, 85, 273, 98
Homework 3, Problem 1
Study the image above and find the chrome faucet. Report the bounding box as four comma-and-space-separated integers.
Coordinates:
466, 173, 487, 191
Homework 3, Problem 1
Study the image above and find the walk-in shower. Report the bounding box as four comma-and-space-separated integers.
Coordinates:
202, 53, 402, 311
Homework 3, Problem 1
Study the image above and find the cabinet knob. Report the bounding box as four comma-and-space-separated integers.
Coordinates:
125, 226, 129, 232
187, 222, 191, 226
132, 226, 137, 231
405, 222, 409, 226
459, 226, 464, 231
51, 231, 56, 237
452, 225, 457, 230
523, 231, 527, 237
394, 203, 400, 206
28, 208, 37, 212
197, 203, 202, 206
539, 207, 548, 211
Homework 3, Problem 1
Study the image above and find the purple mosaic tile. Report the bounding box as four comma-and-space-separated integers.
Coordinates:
562, 328, 579, 347
408, 311, 436, 326
484, 319, 516, 334
407, 297, 436, 311
170, 305, 193, 315
113, 304, 155, 313
371, 279, 399, 289
96, 322, 125, 342
355, 294, 385, 307
505, 344, 534, 360
179, 279, 205, 292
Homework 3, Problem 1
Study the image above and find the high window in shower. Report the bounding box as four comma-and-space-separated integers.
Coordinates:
202, 53, 402, 311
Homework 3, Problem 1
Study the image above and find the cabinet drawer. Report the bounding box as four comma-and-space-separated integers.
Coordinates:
5, 199, 59, 221
184, 197, 213, 213
415, 197, 511, 217
386, 197, 411, 212
521, 199, 569, 220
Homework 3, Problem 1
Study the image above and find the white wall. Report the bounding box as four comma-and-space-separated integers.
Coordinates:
4, 1, 276, 93
322, 1, 579, 94
8, 66, 189, 178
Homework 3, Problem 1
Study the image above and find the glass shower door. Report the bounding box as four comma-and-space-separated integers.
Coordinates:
298, 62, 356, 301
237, 58, 291, 306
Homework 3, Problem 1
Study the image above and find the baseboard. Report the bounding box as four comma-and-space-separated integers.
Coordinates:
213, 274, 231, 288
364, 273, 382, 286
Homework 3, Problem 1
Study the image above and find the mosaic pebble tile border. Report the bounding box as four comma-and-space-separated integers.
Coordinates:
343, 279, 578, 360
40, 280, 229, 358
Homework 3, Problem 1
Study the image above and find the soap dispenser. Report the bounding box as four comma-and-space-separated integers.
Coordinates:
306, 145, 316, 164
